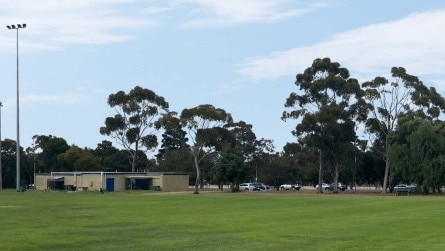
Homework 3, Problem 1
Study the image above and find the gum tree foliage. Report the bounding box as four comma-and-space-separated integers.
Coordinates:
282, 58, 367, 193
154, 112, 194, 176
180, 104, 233, 194
389, 114, 445, 194
282, 142, 319, 184
57, 146, 101, 172
224, 121, 257, 159
248, 138, 275, 185
224, 121, 275, 186
258, 152, 299, 190
155, 112, 188, 159
214, 147, 249, 192
100, 86, 169, 172
362, 67, 445, 193
33, 135, 70, 172
93, 140, 131, 171
0, 139, 24, 188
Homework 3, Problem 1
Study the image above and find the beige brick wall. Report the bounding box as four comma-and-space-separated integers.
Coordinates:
35, 173, 189, 192
160, 175, 189, 192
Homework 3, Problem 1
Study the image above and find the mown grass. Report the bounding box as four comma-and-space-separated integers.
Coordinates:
0, 189, 444, 250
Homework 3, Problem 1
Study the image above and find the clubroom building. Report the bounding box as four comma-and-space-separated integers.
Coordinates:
35, 172, 189, 192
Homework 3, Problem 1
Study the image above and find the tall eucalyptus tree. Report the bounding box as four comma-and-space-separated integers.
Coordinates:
100, 86, 169, 172
283, 58, 367, 193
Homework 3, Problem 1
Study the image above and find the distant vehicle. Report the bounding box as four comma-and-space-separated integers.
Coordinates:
280, 183, 302, 191
264, 185, 274, 190
294, 182, 302, 190
315, 183, 331, 191
240, 182, 270, 191
393, 184, 416, 195
337, 182, 347, 191
239, 183, 257, 191
279, 184, 293, 190
255, 184, 269, 191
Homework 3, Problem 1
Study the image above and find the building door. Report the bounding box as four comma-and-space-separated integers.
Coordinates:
106, 178, 115, 192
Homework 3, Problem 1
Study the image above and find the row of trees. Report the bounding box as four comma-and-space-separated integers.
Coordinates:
1, 58, 445, 194
0, 133, 383, 192
283, 58, 445, 194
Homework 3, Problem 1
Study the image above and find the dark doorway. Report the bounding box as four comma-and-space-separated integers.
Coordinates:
106, 178, 115, 192
47, 177, 64, 190
126, 178, 153, 190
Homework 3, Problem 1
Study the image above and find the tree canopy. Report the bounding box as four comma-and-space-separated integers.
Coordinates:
100, 86, 169, 172
180, 104, 233, 194
3, 58, 445, 194
283, 58, 367, 193
389, 114, 445, 193
363, 67, 445, 193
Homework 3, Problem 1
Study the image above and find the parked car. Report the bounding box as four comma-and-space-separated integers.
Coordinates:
280, 184, 293, 190
255, 184, 268, 191
280, 183, 302, 191
315, 183, 331, 191
393, 184, 416, 194
337, 182, 347, 191
239, 183, 257, 191
240, 182, 270, 191
264, 185, 274, 190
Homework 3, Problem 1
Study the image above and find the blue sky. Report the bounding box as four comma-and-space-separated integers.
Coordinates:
1, 0, 445, 153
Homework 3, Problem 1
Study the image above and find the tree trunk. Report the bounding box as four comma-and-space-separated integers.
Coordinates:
333, 163, 339, 193
318, 150, 323, 193
193, 155, 200, 194
131, 152, 136, 173
382, 135, 390, 194
131, 142, 139, 173
382, 161, 390, 194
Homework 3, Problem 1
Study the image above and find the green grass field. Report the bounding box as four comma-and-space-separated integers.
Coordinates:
0, 189, 444, 250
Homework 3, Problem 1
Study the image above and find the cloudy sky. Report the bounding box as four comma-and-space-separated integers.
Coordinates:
1, 0, 445, 153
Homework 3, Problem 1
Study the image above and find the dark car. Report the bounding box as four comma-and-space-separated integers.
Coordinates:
393, 184, 416, 195
337, 182, 347, 191
254, 184, 268, 191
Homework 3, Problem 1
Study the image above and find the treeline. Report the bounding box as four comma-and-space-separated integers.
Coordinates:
0, 134, 381, 192
1, 58, 445, 194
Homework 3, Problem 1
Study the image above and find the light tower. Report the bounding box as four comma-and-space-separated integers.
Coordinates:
7, 23, 26, 191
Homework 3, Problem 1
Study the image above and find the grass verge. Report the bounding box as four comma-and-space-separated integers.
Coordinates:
0, 190, 444, 250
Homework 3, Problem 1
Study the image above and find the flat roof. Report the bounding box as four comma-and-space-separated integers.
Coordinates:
126, 176, 159, 179
37, 171, 188, 176
47, 176, 64, 180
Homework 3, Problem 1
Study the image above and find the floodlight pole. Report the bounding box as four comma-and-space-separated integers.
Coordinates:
33, 137, 36, 188
7, 23, 26, 191
0, 102, 3, 190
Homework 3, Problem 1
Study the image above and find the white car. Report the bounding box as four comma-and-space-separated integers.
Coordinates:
280, 184, 302, 190
239, 183, 257, 191
315, 183, 331, 191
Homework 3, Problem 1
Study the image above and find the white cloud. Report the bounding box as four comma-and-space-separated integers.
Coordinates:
21, 87, 95, 107
237, 9, 445, 86
0, 0, 328, 50
0, 0, 158, 51
176, 0, 328, 28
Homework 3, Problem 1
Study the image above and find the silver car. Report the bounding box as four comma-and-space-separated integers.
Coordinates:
239, 183, 257, 191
